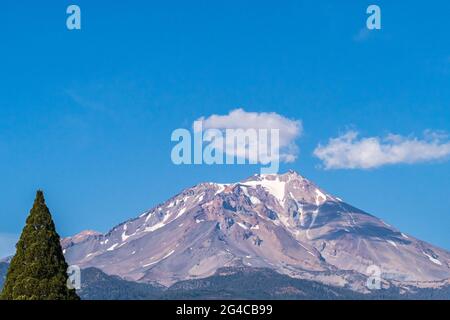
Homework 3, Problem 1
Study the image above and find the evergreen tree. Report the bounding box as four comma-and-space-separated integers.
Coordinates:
0, 191, 79, 300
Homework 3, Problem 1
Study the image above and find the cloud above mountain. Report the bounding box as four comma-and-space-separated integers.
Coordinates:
314, 130, 450, 169
196, 109, 302, 163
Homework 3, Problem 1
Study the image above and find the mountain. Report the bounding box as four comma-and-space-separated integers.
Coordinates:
0, 262, 8, 289
62, 171, 450, 293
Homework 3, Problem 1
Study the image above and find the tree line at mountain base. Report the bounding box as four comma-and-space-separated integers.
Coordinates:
3, 265, 445, 300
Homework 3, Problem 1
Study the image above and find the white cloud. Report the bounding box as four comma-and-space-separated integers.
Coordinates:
196, 109, 302, 163
0, 233, 18, 259
314, 130, 450, 169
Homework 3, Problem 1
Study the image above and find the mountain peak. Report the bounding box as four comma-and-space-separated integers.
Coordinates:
62, 230, 102, 246
242, 170, 307, 183
204, 171, 307, 190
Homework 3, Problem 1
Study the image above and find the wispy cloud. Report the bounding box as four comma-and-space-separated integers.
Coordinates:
0, 233, 18, 259
65, 90, 107, 113
196, 109, 302, 163
314, 130, 450, 169
353, 27, 371, 42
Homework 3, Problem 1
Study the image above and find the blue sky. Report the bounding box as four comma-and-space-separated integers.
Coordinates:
1, 1, 450, 257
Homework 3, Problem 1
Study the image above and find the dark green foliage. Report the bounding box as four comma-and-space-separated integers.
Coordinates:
78, 267, 162, 300
0, 191, 79, 300
78, 267, 450, 300
163, 267, 364, 300
75, 267, 362, 300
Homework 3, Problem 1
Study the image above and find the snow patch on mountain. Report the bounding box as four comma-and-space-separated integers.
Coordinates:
237, 222, 249, 230
250, 196, 261, 205
315, 189, 327, 206
423, 252, 442, 266
387, 240, 398, 248
243, 175, 286, 204
107, 243, 119, 251
143, 250, 175, 267
214, 184, 228, 195
176, 207, 187, 219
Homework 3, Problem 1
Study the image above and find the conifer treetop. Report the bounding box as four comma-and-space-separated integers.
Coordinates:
0, 191, 79, 300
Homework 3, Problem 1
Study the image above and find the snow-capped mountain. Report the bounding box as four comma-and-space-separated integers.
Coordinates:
62, 171, 450, 292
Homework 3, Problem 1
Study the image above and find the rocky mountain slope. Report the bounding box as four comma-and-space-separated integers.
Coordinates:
62, 171, 450, 292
